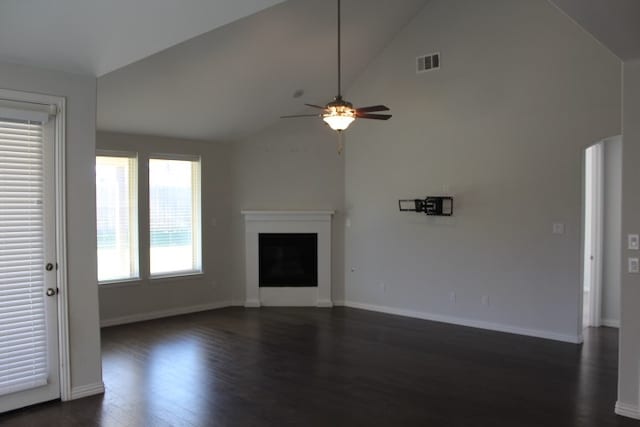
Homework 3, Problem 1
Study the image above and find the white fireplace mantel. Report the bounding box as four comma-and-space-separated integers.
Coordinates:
241, 210, 334, 308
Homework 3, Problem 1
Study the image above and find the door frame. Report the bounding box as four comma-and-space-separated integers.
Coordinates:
581, 141, 604, 330
0, 88, 71, 401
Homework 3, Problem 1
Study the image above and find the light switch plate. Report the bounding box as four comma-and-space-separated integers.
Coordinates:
552, 223, 565, 235
629, 257, 639, 274
629, 234, 639, 250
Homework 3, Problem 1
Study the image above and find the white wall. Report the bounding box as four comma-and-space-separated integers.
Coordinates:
618, 59, 640, 418
96, 132, 232, 324
343, 0, 621, 341
229, 119, 345, 304
0, 62, 102, 393
602, 137, 622, 327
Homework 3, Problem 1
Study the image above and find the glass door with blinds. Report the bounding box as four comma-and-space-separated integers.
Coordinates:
0, 101, 60, 412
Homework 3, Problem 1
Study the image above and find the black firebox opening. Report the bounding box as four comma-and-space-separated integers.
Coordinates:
259, 233, 317, 287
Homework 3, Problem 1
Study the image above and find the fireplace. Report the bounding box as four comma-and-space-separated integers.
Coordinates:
242, 210, 334, 307
259, 233, 317, 287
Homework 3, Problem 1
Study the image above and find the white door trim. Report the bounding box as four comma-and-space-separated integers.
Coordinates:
0, 88, 71, 402
590, 141, 604, 327
582, 142, 604, 329
53, 97, 71, 401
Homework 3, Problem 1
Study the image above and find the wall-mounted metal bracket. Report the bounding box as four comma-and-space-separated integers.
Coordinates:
399, 196, 453, 216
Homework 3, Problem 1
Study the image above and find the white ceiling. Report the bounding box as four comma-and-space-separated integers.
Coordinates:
0, 0, 285, 76
97, 0, 428, 142
549, 0, 640, 61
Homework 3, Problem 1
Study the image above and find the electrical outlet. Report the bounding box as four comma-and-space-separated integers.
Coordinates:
629, 258, 639, 274
629, 234, 639, 250
482, 295, 490, 306
449, 292, 456, 303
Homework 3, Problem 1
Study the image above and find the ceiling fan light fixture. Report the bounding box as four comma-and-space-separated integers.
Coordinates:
322, 105, 356, 131
280, 0, 391, 151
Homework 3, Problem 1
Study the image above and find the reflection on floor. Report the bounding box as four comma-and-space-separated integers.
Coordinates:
0, 307, 637, 426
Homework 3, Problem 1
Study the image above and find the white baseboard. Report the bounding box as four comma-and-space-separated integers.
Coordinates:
244, 299, 261, 308
100, 301, 232, 327
601, 318, 620, 328
342, 301, 582, 344
100, 298, 581, 343
333, 300, 346, 306
69, 382, 105, 400
615, 401, 640, 420
244, 299, 335, 307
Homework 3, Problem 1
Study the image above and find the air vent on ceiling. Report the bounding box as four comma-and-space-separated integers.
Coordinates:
417, 52, 440, 73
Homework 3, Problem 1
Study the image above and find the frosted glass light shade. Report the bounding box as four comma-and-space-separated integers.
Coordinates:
322, 105, 356, 131
323, 115, 355, 131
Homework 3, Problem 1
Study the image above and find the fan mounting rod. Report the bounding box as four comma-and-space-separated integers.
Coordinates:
337, 0, 342, 97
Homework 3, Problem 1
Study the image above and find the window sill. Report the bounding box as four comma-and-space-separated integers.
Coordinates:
98, 277, 142, 288
149, 271, 204, 283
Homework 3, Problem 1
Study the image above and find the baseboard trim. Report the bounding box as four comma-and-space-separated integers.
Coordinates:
342, 301, 582, 344
316, 300, 334, 308
615, 401, 640, 420
244, 299, 261, 308
100, 301, 232, 327
69, 382, 105, 400
100, 298, 581, 343
602, 318, 620, 328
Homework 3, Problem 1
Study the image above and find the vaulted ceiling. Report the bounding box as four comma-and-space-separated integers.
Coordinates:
1, 0, 638, 142
97, 0, 428, 142
0, 0, 286, 76
549, 0, 640, 61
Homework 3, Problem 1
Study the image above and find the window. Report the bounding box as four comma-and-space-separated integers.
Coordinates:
95, 153, 202, 282
96, 154, 138, 282
149, 157, 201, 276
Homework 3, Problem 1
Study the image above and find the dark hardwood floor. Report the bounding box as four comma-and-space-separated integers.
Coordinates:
1, 307, 638, 426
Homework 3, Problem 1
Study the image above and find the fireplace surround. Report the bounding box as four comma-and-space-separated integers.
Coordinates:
242, 210, 334, 307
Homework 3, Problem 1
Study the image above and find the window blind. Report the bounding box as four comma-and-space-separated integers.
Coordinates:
0, 118, 48, 396
149, 158, 201, 275
96, 155, 138, 282
0, 99, 51, 124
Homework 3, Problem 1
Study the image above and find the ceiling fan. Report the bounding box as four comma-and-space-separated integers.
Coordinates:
281, 0, 392, 152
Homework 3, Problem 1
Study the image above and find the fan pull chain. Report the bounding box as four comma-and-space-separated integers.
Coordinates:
337, 130, 344, 155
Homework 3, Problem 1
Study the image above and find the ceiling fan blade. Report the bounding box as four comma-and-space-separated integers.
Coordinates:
355, 105, 390, 113
280, 114, 320, 119
304, 103, 327, 110
356, 113, 392, 120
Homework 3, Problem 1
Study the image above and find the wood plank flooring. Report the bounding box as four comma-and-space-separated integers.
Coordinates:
1, 307, 639, 426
